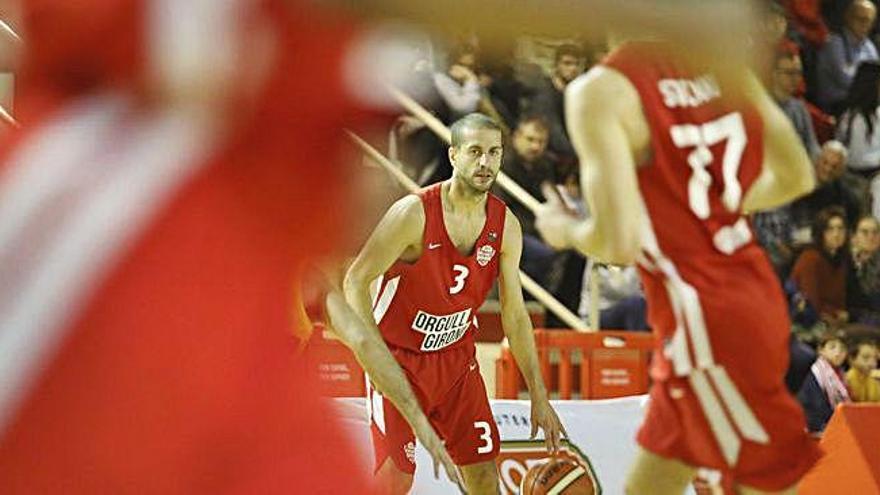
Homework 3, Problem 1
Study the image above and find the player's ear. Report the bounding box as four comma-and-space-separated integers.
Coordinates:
448, 145, 457, 166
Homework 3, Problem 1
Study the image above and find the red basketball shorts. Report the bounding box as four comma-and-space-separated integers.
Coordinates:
367, 344, 500, 474
637, 268, 822, 491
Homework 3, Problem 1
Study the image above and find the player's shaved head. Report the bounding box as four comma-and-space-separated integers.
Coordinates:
450, 113, 502, 148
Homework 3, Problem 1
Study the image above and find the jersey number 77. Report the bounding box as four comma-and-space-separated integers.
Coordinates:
669, 112, 752, 255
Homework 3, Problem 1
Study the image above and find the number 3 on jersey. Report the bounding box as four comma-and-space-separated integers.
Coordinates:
449, 264, 470, 295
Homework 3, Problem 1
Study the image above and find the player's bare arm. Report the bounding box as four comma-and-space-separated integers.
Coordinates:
498, 210, 568, 453
740, 72, 817, 213
536, 67, 646, 265
322, 283, 462, 490
343, 196, 465, 484
345, 194, 425, 326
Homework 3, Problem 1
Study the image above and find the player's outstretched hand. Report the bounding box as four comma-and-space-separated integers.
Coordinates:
535, 183, 579, 250
530, 398, 568, 454
415, 426, 465, 493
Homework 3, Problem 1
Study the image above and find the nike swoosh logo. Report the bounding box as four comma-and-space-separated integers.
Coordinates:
428, 243, 442, 250
469, 362, 477, 371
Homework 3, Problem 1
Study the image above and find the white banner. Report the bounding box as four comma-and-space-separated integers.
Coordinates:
334, 396, 706, 494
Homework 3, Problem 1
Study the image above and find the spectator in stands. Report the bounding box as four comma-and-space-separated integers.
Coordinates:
392, 47, 454, 186
816, 0, 879, 116
847, 215, 880, 324
798, 333, 851, 433
754, 47, 841, 280
836, 62, 880, 207
495, 116, 559, 284
846, 340, 880, 401
790, 141, 862, 237
433, 42, 482, 120
774, 49, 822, 157
528, 43, 584, 164
479, 40, 526, 129
579, 264, 647, 331
790, 206, 851, 327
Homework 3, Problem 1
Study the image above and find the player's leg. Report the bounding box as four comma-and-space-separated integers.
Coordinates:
433, 357, 501, 494
625, 446, 696, 495
368, 382, 418, 494
735, 483, 797, 495
459, 460, 501, 495
374, 458, 414, 495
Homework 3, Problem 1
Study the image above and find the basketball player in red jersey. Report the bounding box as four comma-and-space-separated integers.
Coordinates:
535, 41, 821, 494
345, 113, 566, 494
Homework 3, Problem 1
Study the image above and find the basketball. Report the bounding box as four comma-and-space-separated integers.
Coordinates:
520, 456, 596, 495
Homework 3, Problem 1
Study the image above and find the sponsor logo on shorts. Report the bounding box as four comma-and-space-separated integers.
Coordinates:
494, 439, 601, 495
476, 244, 496, 267
411, 308, 473, 351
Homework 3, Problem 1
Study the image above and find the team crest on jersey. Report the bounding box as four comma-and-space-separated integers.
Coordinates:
476, 244, 496, 267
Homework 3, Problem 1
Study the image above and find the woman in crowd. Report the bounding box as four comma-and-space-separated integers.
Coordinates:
837, 62, 880, 218
790, 206, 851, 327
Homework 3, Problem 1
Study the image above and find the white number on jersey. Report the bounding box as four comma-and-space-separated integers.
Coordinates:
669, 112, 752, 254
449, 264, 470, 295
474, 421, 493, 454
669, 112, 746, 218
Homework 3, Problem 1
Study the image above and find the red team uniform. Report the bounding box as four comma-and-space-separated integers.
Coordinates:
368, 183, 505, 473
603, 42, 821, 490
0, 1, 381, 492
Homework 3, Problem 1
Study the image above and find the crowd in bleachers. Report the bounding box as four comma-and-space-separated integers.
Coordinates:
386, 1, 880, 427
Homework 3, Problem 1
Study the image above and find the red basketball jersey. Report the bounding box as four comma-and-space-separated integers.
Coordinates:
603, 42, 788, 377
602, 43, 821, 489
372, 183, 506, 353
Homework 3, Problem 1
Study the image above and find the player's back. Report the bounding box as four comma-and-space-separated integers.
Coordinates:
603, 41, 789, 362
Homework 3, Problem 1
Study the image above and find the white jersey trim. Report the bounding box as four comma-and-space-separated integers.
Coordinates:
637, 199, 769, 466
372, 275, 401, 325
0, 96, 216, 432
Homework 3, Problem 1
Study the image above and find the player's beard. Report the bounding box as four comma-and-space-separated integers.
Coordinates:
469, 169, 496, 193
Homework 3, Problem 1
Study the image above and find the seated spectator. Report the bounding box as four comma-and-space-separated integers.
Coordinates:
837, 62, 880, 175
433, 42, 482, 120
773, 48, 822, 157
798, 333, 851, 434
494, 116, 559, 284
579, 263, 648, 331
790, 141, 862, 237
753, 48, 827, 279
391, 54, 454, 185
790, 206, 851, 327
847, 215, 880, 324
479, 41, 526, 129
846, 340, 880, 401
815, 0, 879, 116
527, 43, 584, 164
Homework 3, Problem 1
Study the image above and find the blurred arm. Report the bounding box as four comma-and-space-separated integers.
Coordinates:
741, 72, 816, 213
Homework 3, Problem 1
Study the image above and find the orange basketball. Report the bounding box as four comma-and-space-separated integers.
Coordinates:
520, 456, 596, 495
